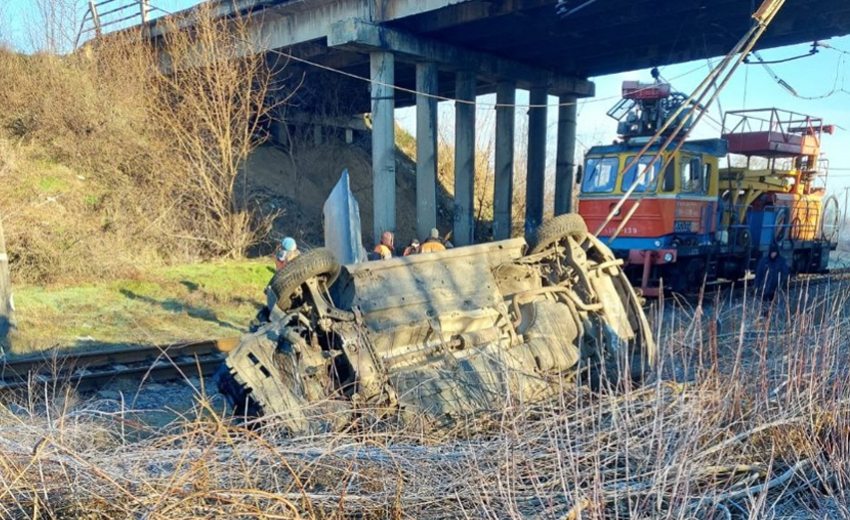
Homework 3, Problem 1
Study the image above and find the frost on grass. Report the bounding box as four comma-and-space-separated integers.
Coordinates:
1, 280, 849, 519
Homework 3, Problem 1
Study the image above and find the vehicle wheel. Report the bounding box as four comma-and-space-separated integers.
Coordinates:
528, 214, 589, 254
270, 248, 341, 311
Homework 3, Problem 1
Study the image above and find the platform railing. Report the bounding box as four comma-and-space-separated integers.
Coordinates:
721, 108, 824, 153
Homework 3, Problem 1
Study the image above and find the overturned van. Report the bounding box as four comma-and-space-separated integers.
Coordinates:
217, 214, 655, 433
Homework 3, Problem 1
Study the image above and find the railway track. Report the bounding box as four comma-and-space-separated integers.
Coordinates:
663, 265, 850, 301
0, 337, 238, 391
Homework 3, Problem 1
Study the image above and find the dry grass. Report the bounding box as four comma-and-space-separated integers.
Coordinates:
1, 279, 848, 518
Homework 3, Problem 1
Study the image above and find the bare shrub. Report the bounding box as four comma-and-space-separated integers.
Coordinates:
25, 0, 84, 53
0, 4, 289, 282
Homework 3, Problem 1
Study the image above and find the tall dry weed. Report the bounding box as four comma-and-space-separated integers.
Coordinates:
151, 3, 289, 258
1, 279, 849, 517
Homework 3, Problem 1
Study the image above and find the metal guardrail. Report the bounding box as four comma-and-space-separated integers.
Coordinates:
75, 0, 171, 48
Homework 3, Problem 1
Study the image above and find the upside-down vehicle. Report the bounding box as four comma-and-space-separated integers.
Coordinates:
217, 214, 655, 432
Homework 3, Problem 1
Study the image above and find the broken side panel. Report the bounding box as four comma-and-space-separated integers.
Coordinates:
323, 169, 368, 265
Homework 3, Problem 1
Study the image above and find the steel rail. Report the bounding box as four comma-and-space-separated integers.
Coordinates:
0, 337, 238, 391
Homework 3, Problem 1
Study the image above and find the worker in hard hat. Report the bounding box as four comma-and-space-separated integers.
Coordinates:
420, 228, 447, 253
373, 231, 394, 259
250, 236, 300, 331
274, 236, 300, 271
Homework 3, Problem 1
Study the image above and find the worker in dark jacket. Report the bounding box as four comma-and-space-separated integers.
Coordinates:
754, 245, 789, 303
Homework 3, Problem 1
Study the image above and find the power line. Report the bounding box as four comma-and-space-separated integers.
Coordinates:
819, 41, 850, 56
267, 47, 709, 109
749, 47, 848, 100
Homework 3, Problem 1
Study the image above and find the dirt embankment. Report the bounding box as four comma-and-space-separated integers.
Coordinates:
242, 137, 453, 250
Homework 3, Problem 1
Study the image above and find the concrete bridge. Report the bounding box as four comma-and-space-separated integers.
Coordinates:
145, 0, 850, 245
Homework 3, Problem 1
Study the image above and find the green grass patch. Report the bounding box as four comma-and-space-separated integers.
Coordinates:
36, 175, 69, 193
8, 258, 274, 355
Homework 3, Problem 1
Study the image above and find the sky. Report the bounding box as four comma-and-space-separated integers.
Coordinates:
3, 0, 850, 198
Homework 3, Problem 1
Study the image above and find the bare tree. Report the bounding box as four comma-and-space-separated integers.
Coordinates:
26, 0, 84, 53
153, 4, 290, 257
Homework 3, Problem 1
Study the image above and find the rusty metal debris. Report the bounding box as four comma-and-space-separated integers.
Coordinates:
217, 214, 655, 433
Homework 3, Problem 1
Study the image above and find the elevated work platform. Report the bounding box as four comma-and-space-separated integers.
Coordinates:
722, 109, 833, 158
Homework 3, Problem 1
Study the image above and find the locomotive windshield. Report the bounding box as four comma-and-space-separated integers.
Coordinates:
582, 156, 618, 193
621, 155, 659, 192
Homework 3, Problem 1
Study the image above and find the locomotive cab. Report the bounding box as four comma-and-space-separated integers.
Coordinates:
578, 140, 726, 294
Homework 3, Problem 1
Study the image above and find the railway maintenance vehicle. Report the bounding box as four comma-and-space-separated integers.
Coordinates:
577, 78, 840, 295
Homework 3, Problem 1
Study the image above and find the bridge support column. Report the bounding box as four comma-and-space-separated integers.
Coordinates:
525, 87, 547, 237
453, 71, 476, 246
416, 62, 438, 240
493, 82, 515, 240
370, 51, 396, 244
555, 95, 578, 215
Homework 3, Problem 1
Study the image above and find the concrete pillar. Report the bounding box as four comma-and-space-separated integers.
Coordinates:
370, 51, 395, 244
415, 62, 438, 240
493, 82, 515, 240
453, 71, 476, 246
525, 87, 547, 237
140, 0, 149, 23
555, 95, 578, 215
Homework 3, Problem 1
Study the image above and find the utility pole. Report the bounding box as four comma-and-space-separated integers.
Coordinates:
0, 214, 13, 353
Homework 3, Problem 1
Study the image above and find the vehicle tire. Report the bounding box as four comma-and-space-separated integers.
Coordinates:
270, 248, 341, 312
529, 214, 589, 254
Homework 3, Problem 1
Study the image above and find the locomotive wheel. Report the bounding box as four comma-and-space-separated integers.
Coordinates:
270, 248, 341, 312
664, 258, 707, 294
736, 229, 751, 250
529, 214, 589, 254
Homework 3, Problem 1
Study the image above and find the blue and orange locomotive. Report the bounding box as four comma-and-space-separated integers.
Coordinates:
577, 80, 840, 295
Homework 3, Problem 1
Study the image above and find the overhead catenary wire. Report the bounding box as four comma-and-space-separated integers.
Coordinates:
749, 50, 848, 100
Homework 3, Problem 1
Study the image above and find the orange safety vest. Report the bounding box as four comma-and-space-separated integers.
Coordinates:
374, 243, 393, 259
420, 240, 446, 253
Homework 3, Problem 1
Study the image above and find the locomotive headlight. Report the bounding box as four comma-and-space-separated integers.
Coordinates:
663, 252, 674, 262
654, 240, 662, 247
